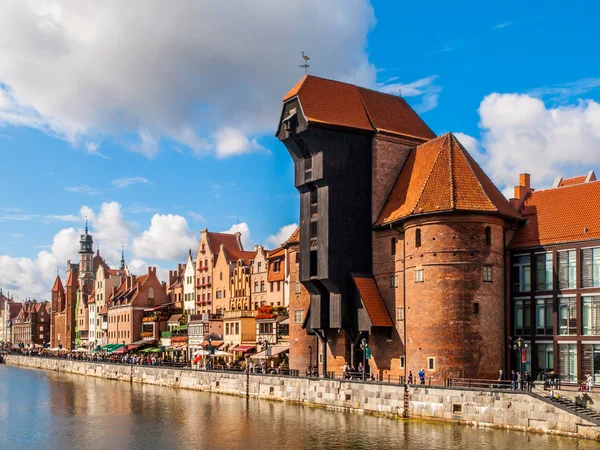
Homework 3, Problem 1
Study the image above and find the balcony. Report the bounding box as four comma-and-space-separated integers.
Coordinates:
223, 310, 257, 319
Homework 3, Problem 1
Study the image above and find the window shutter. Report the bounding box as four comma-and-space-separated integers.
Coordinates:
582, 344, 594, 375
536, 254, 546, 290
546, 300, 553, 330
582, 248, 593, 288
558, 251, 569, 289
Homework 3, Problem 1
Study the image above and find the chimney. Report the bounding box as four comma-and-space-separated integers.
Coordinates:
510, 173, 532, 209
586, 170, 597, 183
235, 232, 243, 250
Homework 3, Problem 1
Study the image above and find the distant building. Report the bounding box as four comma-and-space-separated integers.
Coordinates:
266, 247, 286, 308
12, 300, 50, 347
250, 245, 268, 310
183, 250, 196, 315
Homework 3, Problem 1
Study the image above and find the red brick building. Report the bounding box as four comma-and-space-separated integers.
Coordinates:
277, 75, 522, 381
12, 300, 51, 346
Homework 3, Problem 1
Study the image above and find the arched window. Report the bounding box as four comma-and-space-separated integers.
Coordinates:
148, 287, 154, 306
391, 238, 397, 255
485, 226, 492, 246
415, 229, 422, 248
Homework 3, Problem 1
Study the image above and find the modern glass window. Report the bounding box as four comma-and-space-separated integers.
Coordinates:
558, 297, 577, 335
582, 344, 600, 382
536, 343, 554, 376
558, 250, 576, 289
535, 298, 553, 335
513, 299, 531, 335
558, 344, 577, 382
512, 255, 531, 292
583, 296, 600, 335
483, 265, 493, 282
582, 247, 600, 288
535, 252, 553, 291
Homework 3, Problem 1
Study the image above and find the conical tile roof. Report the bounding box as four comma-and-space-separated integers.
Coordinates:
51, 275, 64, 293
376, 133, 521, 225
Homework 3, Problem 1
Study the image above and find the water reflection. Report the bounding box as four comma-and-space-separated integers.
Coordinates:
0, 365, 596, 450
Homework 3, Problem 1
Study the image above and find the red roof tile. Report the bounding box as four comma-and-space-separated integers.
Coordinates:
510, 180, 600, 248
51, 275, 64, 293
283, 227, 300, 246
267, 247, 285, 259
66, 269, 78, 288
283, 75, 436, 141
352, 275, 393, 327
376, 133, 521, 225
225, 249, 255, 266
559, 175, 586, 187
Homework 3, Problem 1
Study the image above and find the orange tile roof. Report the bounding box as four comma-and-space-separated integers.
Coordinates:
66, 269, 78, 288
376, 133, 521, 225
510, 180, 600, 248
284, 226, 300, 246
225, 249, 255, 266
282, 75, 436, 141
267, 247, 285, 259
352, 275, 393, 327
558, 175, 586, 187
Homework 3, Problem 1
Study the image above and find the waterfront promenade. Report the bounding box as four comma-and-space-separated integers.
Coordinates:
5, 354, 600, 441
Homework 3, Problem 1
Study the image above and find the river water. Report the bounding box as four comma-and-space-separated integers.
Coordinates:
0, 365, 596, 450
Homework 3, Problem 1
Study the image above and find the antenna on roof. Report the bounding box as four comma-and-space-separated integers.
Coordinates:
398, 89, 402, 97
299, 51, 310, 74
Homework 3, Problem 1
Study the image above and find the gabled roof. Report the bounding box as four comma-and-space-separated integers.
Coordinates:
559, 175, 586, 187
109, 275, 149, 306
352, 275, 393, 328
52, 275, 64, 293
376, 133, 521, 226
510, 179, 600, 249
267, 247, 285, 259
207, 232, 243, 255
65, 269, 79, 288
282, 75, 436, 141
282, 227, 300, 247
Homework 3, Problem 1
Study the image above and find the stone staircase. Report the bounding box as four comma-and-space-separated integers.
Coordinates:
529, 391, 600, 426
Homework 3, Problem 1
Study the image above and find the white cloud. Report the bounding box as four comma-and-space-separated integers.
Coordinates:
527, 77, 600, 103
127, 204, 158, 214
465, 93, 600, 194
188, 212, 206, 223
111, 176, 150, 189
266, 223, 298, 248
0, 1, 376, 157
51, 228, 80, 265
128, 259, 169, 285
376, 75, 442, 113
493, 21, 514, 30
221, 222, 252, 250
132, 214, 197, 261
0, 213, 80, 222
64, 185, 101, 195
44, 214, 80, 222
214, 127, 267, 158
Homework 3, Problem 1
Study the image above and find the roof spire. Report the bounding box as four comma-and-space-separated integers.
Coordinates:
120, 242, 126, 270
85, 216, 88, 235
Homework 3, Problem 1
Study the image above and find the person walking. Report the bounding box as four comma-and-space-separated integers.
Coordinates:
525, 372, 532, 392
511, 370, 517, 390
586, 373, 594, 392
342, 361, 350, 379
407, 370, 413, 385
418, 368, 425, 385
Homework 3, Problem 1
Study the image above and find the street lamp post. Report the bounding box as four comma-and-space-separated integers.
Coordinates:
360, 338, 368, 381
513, 337, 529, 390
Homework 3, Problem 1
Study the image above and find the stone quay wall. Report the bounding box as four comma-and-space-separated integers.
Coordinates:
5, 355, 600, 440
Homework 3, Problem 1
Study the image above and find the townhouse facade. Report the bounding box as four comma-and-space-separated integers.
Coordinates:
250, 246, 268, 310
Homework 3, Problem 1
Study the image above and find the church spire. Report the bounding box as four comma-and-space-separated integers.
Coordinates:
120, 243, 126, 270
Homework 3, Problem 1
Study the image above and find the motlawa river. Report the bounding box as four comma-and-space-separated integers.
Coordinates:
0, 365, 596, 449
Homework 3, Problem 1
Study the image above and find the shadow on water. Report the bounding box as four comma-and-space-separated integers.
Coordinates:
0, 365, 597, 450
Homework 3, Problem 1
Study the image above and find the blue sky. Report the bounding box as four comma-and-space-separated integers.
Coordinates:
1, 0, 599, 299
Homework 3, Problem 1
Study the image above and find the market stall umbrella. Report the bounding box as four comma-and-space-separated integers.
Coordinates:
213, 350, 233, 357
73, 348, 89, 353
192, 350, 210, 357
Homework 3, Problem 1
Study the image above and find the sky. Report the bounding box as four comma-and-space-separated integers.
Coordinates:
1, 0, 599, 300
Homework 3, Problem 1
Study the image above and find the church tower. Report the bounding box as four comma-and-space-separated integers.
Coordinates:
78, 221, 94, 293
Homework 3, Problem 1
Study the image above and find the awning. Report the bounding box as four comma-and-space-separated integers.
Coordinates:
249, 346, 289, 360
352, 274, 393, 328
232, 345, 255, 353
193, 355, 203, 364
201, 340, 223, 348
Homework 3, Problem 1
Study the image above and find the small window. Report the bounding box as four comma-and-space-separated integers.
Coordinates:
415, 269, 424, 283
397, 307, 404, 321
415, 228, 421, 248
400, 356, 405, 369
391, 238, 397, 256
473, 302, 480, 315
390, 275, 398, 288
483, 265, 493, 282
427, 357, 435, 371
485, 226, 492, 246
295, 282, 301, 294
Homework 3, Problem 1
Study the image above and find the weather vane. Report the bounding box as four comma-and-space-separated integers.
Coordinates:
300, 51, 310, 74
